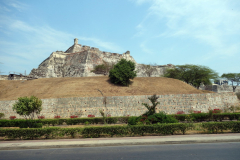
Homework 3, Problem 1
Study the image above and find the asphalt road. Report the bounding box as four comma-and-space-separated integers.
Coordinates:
0, 142, 240, 160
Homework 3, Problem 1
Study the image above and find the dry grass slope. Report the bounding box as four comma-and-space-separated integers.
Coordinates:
0, 76, 213, 101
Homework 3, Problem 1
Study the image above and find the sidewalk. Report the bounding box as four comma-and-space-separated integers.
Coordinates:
0, 133, 240, 150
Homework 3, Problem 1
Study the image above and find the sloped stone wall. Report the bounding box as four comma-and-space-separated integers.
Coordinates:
0, 93, 239, 119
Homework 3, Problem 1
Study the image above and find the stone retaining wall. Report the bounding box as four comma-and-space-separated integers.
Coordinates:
0, 93, 239, 119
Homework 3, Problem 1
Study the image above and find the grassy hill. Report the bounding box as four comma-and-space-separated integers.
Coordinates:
0, 76, 213, 101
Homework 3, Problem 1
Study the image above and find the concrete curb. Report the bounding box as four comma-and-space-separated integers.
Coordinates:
1, 133, 240, 150
2, 139, 240, 150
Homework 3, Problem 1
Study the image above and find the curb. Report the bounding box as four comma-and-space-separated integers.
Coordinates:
1, 138, 240, 150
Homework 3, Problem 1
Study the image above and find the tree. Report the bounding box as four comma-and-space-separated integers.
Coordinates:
221, 73, 240, 92
164, 64, 218, 89
142, 94, 160, 116
97, 89, 109, 124
12, 96, 42, 120
109, 59, 137, 86
91, 61, 115, 75
139, 63, 158, 77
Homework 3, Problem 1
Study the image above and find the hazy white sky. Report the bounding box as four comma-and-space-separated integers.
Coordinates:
0, 0, 239, 75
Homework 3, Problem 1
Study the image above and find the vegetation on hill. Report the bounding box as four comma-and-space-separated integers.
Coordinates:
91, 61, 115, 75
221, 73, 240, 92
164, 64, 218, 89
109, 59, 137, 86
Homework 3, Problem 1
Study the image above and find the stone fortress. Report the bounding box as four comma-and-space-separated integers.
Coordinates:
0, 39, 239, 119
1, 38, 239, 93
29, 38, 173, 78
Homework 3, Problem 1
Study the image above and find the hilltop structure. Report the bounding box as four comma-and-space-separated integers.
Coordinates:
29, 38, 172, 78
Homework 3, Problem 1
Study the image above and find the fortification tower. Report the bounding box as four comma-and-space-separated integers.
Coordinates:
65, 38, 82, 53
74, 38, 78, 45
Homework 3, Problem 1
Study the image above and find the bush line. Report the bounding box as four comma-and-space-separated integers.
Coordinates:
0, 123, 192, 140
0, 117, 128, 128
201, 121, 240, 133
1, 113, 240, 128
174, 113, 240, 122
1, 121, 240, 140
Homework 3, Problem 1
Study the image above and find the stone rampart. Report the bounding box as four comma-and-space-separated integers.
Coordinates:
0, 75, 8, 80
202, 85, 240, 93
0, 93, 239, 119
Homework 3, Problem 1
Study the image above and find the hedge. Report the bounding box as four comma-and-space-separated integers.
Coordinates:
201, 121, 240, 133
174, 113, 240, 122
1, 122, 240, 140
1, 114, 239, 128
0, 123, 192, 140
0, 116, 128, 128
128, 123, 191, 136
0, 119, 43, 128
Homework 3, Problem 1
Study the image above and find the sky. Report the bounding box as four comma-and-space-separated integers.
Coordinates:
0, 0, 240, 76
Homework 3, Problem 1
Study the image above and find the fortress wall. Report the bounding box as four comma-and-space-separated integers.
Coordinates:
0, 93, 239, 119
202, 85, 240, 93
0, 75, 9, 80
29, 38, 169, 78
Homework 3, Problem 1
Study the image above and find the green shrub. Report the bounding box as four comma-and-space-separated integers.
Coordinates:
174, 113, 240, 122
154, 112, 178, 123
109, 59, 137, 86
82, 126, 129, 138
208, 110, 213, 120
107, 117, 118, 124
201, 121, 239, 133
42, 119, 65, 126
231, 121, 240, 132
62, 128, 82, 138
117, 116, 130, 124
163, 115, 179, 123
147, 115, 158, 123
142, 94, 159, 116
136, 121, 143, 125
128, 116, 139, 125
190, 113, 209, 122
34, 123, 43, 128
17, 120, 42, 128
99, 109, 106, 124
129, 123, 189, 136
0, 119, 16, 127
128, 112, 178, 125
0, 127, 60, 140
12, 96, 42, 120
174, 114, 187, 121
0, 113, 4, 119
65, 118, 81, 125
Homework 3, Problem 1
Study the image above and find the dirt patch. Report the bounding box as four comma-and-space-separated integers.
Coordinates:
0, 76, 213, 101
